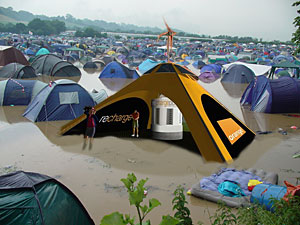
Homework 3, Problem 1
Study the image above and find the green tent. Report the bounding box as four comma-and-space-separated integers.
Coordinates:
36, 48, 50, 56
269, 60, 300, 79
277, 70, 291, 77
66, 47, 84, 52
0, 171, 94, 225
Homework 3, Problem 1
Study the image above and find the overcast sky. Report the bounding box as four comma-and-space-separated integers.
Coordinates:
1, 0, 297, 41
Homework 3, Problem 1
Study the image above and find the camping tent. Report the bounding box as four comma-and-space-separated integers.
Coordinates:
221, 64, 255, 83
268, 61, 300, 79
137, 59, 162, 74
0, 79, 47, 106
83, 62, 98, 69
99, 61, 139, 79
24, 48, 35, 56
31, 54, 81, 77
222, 62, 271, 76
198, 71, 220, 83
23, 79, 96, 122
0, 46, 29, 66
192, 60, 206, 69
62, 62, 255, 163
200, 64, 222, 74
0, 63, 37, 79
89, 89, 108, 104
35, 48, 50, 56
241, 75, 300, 113
0, 171, 94, 225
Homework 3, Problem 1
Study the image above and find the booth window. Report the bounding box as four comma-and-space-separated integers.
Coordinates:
155, 108, 160, 124
167, 108, 173, 125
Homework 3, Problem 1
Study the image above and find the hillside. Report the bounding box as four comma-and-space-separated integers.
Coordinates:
0, 14, 27, 24
0, 6, 164, 33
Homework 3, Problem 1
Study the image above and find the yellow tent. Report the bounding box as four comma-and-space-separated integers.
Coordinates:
107, 50, 116, 55
61, 63, 255, 163
181, 53, 188, 60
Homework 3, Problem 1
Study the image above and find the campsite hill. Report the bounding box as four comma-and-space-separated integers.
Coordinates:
0, 6, 165, 34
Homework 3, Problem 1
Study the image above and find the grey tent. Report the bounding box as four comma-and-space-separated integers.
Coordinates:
83, 62, 98, 69
0, 63, 37, 79
89, 89, 108, 104
0, 171, 95, 225
31, 54, 81, 77
221, 64, 255, 83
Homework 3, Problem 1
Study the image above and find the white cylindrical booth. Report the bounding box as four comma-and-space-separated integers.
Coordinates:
151, 95, 183, 140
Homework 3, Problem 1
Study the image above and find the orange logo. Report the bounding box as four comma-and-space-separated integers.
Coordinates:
217, 118, 245, 145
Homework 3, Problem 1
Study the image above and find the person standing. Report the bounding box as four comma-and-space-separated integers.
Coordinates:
83, 107, 98, 149
131, 110, 139, 137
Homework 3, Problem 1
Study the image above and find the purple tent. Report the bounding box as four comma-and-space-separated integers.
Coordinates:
199, 71, 220, 83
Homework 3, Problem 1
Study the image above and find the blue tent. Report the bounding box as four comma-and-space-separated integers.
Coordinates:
137, 59, 162, 74
192, 60, 206, 69
99, 61, 139, 79
24, 48, 35, 56
0, 79, 47, 106
178, 60, 190, 66
23, 80, 96, 122
221, 64, 255, 83
240, 76, 300, 113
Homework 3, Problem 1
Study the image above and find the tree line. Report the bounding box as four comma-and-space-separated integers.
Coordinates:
0, 18, 66, 35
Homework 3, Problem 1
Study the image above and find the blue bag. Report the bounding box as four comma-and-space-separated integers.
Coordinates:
218, 180, 246, 197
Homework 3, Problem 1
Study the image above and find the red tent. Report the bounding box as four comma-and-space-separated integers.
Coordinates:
0, 46, 29, 66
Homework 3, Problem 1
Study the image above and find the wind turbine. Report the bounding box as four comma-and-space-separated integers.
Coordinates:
157, 19, 176, 62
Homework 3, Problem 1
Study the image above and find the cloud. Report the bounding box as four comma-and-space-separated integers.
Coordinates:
0, 0, 297, 41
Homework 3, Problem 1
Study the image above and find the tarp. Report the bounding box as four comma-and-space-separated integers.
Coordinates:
62, 62, 255, 163
0, 79, 47, 106
269, 61, 300, 78
23, 79, 96, 121
0, 63, 37, 79
241, 76, 300, 113
0, 46, 29, 66
222, 62, 271, 76
0, 171, 94, 225
99, 61, 139, 79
